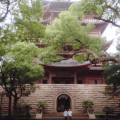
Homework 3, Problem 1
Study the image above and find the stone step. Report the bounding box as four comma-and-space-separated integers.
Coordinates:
43, 113, 88, 117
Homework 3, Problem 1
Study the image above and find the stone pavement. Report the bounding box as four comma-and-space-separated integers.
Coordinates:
18, 117, 120, 120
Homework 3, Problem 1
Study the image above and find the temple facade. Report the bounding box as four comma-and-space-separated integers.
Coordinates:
1, 1, 119, 115
35, 1, 112, 85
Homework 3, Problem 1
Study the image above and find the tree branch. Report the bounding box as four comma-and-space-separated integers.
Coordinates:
0, 0, 10, 22
75, 39, 85, 47
107, 6, 120, 16
94, 17, 120, 28
62, 48, 120, 66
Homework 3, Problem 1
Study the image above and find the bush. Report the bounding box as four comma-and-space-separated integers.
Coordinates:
24, 105, 32, 118
37, 101, 46, 108
17, 101, 26, 114
94, 113, 118, 118
82, 100, 88, 105
87, 100, 94, 107
103, 106, 113, 114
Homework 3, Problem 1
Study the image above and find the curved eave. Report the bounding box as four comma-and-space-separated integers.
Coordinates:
82, 21, 107, 25
89, 67, 104, 70
43, 2, 50, 8
40, 63, 91, 68
101, 39, 114, 51
36, 60, 91, 68
40, 15, 52, 23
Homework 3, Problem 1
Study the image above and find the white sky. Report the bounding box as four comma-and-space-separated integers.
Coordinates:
102, 24, 118, 54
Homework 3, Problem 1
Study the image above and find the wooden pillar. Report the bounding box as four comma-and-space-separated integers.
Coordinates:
49, 74, 52, 84
74, 74, 77, 84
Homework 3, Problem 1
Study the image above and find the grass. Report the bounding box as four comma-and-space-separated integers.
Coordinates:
94, 113, 119, 118
1, 113, 36, 118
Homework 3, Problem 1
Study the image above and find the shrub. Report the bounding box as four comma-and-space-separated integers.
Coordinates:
82, 100, 88, 105
24, 105, 32, 118
37, 101, 46, 108
87, 100, 94, 107
103, 106, 113, 114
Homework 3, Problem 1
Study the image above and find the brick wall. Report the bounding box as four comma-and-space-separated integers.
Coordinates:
0, 84, 120, 114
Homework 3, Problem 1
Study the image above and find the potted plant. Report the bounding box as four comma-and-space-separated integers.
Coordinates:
87, 107, 94, 113
24, 105, 32, 118
37, 101, 46, 113
87, 100, 94, 113
103, 106, 113, 118
36, 101, 46, 119
87, 100, 94, 107
82, 100, 89, 107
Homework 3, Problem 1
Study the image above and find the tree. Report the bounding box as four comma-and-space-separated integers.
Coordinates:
68, 0, 120, 96
0, 42, 44, 120
69, 0, 120, 28
103, 44, 120, 94
38, 10, 120, 67
0, 0, 45, 119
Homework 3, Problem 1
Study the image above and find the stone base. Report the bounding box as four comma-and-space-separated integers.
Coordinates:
36, 113, 42, 119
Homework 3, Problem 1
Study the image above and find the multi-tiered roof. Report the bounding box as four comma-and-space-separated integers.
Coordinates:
35, 1, 113, 84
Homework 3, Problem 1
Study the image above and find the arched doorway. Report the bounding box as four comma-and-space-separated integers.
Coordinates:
57, 94, 70, 112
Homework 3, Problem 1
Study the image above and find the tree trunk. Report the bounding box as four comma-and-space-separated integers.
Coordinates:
0, 92, 3, 119
9, 94, 11, 118
14, 96, 18, 120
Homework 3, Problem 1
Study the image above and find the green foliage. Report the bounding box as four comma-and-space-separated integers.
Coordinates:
40, 10, 106, 64
38, 46, 62, 65
82, 100, 89, 105
24, 105, 32, 111
103, 43, 120, 93
0, 41, 45, 99
94, 113, 118, 118
82, 100, 94, 107
75, 0, 120, 21
87, 100, 94, 107
103, 106, 113, 114
69, 2, 84, 18
18, 0, 44, 20
37, 101, 46, 108
13, 0, 45, 42
0, 0, 45, 120
75, 55, 84, 63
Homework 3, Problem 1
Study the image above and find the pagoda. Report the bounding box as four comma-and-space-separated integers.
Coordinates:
35, 1, 112, 85
1, 1, 119, 115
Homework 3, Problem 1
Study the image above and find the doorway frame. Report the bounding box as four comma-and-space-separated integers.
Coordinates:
54, 92, 74, 112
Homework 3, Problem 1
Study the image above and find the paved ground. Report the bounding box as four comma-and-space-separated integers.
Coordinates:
1, 117, 120, 120
17, 117, 120, 120
19, 118, 120, 120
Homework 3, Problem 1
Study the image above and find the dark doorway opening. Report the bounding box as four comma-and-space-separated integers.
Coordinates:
57, 94, 70, 112
78, 80, 82, 84
53, 77, 74, 84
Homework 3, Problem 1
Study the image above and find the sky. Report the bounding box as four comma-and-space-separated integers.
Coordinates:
102, 24, 118, 54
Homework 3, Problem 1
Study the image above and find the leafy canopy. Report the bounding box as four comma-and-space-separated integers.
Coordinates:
0, 42, 44, 97
39, 11, 106, 64
69, 0, 120, 28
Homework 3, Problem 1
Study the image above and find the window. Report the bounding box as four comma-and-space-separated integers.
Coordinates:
43, 80, 47, 84
55, 80, 59, 84
95, 80, 97, 84
78, 80, 82, 84
65, 81, 70, 84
